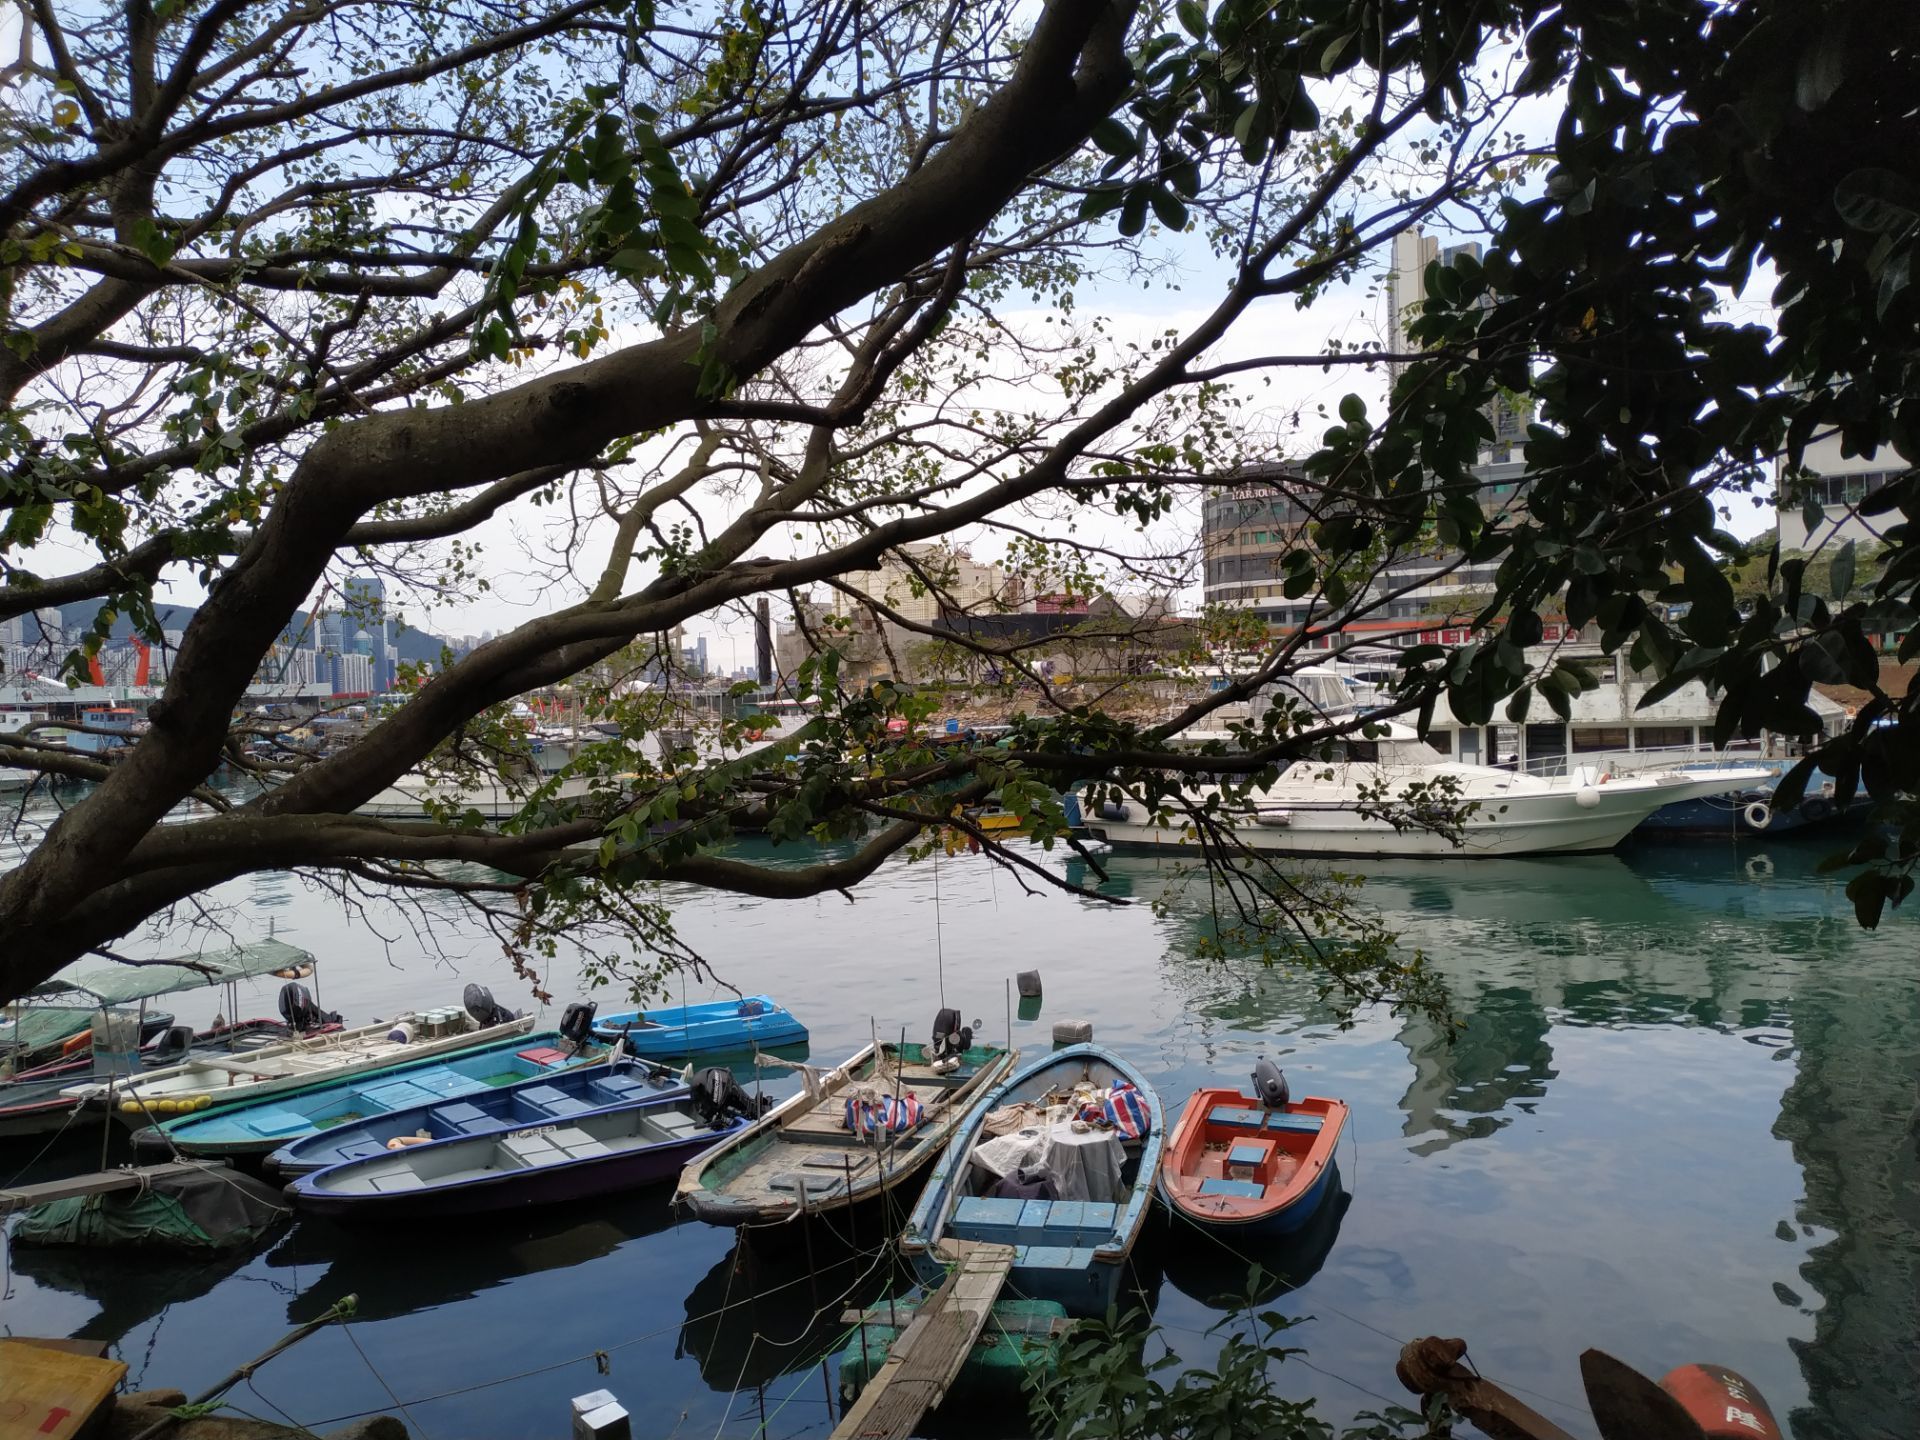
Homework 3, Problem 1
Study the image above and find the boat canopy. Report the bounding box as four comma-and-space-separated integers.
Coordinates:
28, 939, 314, 1005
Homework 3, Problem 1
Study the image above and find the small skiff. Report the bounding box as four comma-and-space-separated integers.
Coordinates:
136, 1028, 604, 1161
1157, 1087, 1347, 1235
267, 1057, 682, 1175
900, 1043, 1163, 1317
68, 1006, 534, 1129
591, 995, 807, 1059
288, 1082, 759, 1221
675, 1024, 1015, 1230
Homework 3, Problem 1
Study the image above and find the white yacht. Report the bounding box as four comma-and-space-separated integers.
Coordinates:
1083, 670, 1775, 859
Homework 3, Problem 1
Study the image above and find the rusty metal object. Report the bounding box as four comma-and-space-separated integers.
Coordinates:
1396, 1337, 1584, 1440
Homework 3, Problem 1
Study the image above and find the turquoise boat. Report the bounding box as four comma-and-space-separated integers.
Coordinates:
267, 1058, 683, 1176
899, 1044, 1163, 1317
590, 995, 806, 1059
133, 1030, 604, 1161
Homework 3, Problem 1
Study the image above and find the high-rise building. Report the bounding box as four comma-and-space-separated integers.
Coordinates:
341, 574, 396, 692
1385, 228, 1524, 461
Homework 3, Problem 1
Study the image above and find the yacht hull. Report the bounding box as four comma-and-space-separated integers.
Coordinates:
1088, 772, 1772, 859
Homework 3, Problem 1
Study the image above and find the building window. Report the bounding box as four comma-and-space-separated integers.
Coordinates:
1571, 726, 1629, 752
1634, 725, 1694, 749
1802, 470, 1900, 508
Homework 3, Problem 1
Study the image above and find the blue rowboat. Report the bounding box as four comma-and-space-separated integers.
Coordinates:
267, 1058, 684, 1176
591, 996, 807, 1059
133, 1030, 602, 1161
288, 1084, 760, 1222
899, 1044, 1163, 1317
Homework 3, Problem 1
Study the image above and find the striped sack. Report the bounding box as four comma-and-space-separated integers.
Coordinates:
1102, 1081, 1150, 1139
844, 1092, 924, 1135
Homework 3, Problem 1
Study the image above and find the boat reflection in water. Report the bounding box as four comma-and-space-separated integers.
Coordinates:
677, 1229, 910, 1393
1156, 1183, 1350, 1313
272, 1189, 680, 1325
7, 1240, 259, 1343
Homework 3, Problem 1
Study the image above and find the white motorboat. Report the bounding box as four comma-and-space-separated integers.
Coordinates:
1083, 720, 1775, 859
358, 772, 603, 820
63, 1000, 534, 1127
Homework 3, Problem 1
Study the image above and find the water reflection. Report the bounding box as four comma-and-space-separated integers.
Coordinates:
678, 1232, 908, 1392
1157, 1185, 1350, 1312
1773, 954, 1920, 1440
271, 1191, 681, 1325
8, 1242, 262, 1342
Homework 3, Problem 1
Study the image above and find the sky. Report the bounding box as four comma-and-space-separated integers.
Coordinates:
4, 6, 1786, 661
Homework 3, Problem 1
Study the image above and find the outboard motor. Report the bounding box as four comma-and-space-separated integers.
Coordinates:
558, 1001, 598, 1053
1251, 1057, 1290, 1112
930, 1008, 973, 1074
150, 1025, 194, 1063
279, 981, 322, 1032
463, 983, 516, 1028
690, 1067, 764, 1129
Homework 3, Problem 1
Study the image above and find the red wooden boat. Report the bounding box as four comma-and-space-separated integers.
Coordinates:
1158, 1086, 1347, 1234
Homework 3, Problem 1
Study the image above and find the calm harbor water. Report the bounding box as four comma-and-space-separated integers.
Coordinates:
2, 826, 1914, 1440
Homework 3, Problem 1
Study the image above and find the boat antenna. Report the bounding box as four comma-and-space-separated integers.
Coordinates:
933, 847, 946, 1011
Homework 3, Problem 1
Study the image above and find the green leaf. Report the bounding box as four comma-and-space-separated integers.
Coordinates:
1147, 188, 1188, 231
1119, 188, 1148, 238
1801, 494, 1825, 537
1090, 118, 1138, 159
1769, 755, 1818, 815
1175, 0, 1207, 41
1505, 685, 1532, 722
1830, 538, 1857, 599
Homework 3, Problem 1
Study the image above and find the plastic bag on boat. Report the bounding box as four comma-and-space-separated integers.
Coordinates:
1100, 1081, 1150, 1140
843, 1089, 922, 1136
989, 1167, 1058, 1201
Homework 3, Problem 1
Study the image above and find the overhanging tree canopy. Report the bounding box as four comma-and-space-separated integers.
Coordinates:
0, 0, 1913, 1005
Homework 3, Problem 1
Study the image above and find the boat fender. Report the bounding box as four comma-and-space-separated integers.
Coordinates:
1251, 1057, 1289, 1111
1745, 855, 1774, 880
1743, 800, 1773, 831
558, 1000, 598, 1051
388, 1021, 415, 1045
1657, 1364, 1783, 1440
1575, 786, 1601, 809
1801, 795, 1833, 822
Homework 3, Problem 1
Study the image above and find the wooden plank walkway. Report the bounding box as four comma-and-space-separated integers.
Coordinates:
0, 1160, 218, 1215
829, 1240, 1017, 1440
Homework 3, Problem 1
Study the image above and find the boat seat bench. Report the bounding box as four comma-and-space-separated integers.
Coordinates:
519, 1085, 595, 1119
436, 1101, 498, 1135
1207, 1106, 1323, 1132
1197, 1177, 1266, 1199
949, 1196, 1119, 1245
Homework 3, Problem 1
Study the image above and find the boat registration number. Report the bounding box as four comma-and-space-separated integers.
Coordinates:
508, 1125, 558, 1140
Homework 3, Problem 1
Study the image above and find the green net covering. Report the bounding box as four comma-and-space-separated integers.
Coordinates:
28, 939, 315, 1005
13, 1165, 290, 1253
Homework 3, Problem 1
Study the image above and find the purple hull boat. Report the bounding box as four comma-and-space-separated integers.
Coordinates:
287, 1076, 760, 1222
